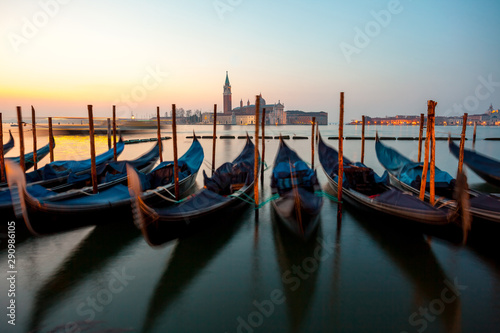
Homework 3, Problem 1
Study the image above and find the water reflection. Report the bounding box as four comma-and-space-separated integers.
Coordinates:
28, 223, 140, 331
271, 211, 322, 332
140, 211, 247, 333
349, 209, 462, 333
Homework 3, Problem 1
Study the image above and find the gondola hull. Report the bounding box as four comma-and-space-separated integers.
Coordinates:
324, 172, 450, 225
271, 187, 322, 240
377, 138, 500, 224
7, 138, 203, 235
2, 130, 15, 154
318, 135, 451, 227
1, 137, 55, 186
22, 172, 198, 234
271, 137, 323, 240
131, 135, 256, 246
139, 185, 254, 245
449, 140, 500, 188
0, 140, 150, 223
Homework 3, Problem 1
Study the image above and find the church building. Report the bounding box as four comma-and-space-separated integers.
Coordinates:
218, 72, 286, 125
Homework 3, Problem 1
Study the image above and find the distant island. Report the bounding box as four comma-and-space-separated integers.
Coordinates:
349, 104, 499, 126
152, 72, 328, 126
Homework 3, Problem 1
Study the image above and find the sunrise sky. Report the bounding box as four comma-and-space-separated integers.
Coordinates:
1, 0, 499, 121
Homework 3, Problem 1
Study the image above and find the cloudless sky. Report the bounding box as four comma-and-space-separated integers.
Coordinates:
1, 0, 499, 121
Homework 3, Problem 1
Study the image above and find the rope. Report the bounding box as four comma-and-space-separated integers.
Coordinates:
256, 193, 279, 209
145, 187, 187, 204
145, 190, 178, 203
436, 199, 456, 209
162, 186, 177, 199
227, 191, 280, 209
140, 186, 339, 209
240, 191, 256, 203
203, 159, 212, 169
228, 194, 255, 205
228, 190, 256, 205
315, 190, 341, 203
67, 188, 94, 196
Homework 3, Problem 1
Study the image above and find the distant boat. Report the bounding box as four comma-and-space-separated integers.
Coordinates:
35, 119, 167, 135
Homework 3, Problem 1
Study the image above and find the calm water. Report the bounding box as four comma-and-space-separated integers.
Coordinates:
1, 124, 499, 333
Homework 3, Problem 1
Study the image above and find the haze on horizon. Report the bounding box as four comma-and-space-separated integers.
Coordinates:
1, 0, 499, 122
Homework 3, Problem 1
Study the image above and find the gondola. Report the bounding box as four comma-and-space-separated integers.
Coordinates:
270, 136, 323, 240
4, 136, 55, 173
0, 137, 56, 219
0, 136, 124, 189
41, 140, 159, 194
2, 130, 14, 154
449, 139, 500, 188
318, 134, 450, 225
21, 141, 160, 202
376, 137, 500, 224
128, 135, 256, 246
7, 137, 203, 234
0, 137, 123, 220
22, 137, 125, 189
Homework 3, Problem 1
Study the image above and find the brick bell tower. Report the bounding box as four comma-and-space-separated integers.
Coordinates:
223, 71, 232, 114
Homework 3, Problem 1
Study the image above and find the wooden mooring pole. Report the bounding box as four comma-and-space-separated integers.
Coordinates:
338, 93, 344, 203
157, 106, 163, 163
31, 106, 38, 170
260, 107, 266, 184
361, 115, 366, 164
429, 101, 437, 205
316, 121, 319, 143
16, 107, 25, 172
112, 106, 117, 162
0, 113, 5, 183
48, 117, 54, 162
418, 113, 424, 163
88, 105, 98, 194
172, 104, 179, 201
473, 121, 477, 149
311, 117, 316, 169
419, 105, 432, 201
254, 95, 260, 210
458, 113, 468, 175
107, 118, 112, 150
212, 104, 217, 175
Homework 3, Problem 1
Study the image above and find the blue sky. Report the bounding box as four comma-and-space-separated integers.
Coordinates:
1, 0, 499, 121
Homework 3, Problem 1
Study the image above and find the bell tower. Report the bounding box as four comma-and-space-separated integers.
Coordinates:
223, 71, 232, 114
